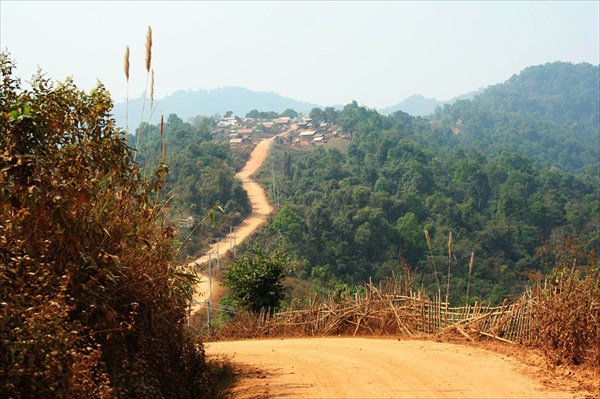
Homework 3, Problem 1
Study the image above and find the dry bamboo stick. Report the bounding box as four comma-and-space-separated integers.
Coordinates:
453, 325, 475, 341
479, 330, 514, 344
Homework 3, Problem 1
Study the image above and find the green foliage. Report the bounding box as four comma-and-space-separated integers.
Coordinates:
280, 108, 298, 119
0, 53, 211, 397
254, 70, 598, 303
223, 249, 290, 314
245, 109, 279, 119
432, 62, 599, 173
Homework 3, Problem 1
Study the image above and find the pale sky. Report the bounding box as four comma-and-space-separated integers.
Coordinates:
1, 1, 598, 109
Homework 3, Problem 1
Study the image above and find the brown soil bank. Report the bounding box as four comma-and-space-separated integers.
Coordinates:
207, 337, 591, 398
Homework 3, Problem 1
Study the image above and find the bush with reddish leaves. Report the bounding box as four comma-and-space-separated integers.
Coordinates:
528, 237, 599, 368
1, 53, 211, 398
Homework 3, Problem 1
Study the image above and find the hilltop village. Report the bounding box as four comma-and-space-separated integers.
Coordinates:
215, 115, 349, 148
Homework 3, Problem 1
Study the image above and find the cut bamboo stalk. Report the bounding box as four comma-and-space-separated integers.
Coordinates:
479, 330, 514, 344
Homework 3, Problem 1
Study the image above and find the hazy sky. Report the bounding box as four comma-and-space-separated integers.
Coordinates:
1, 1, 598, 109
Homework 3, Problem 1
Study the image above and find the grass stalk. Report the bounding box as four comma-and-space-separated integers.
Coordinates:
124, 46, 130, 135
424, 229, 441, 299
446, 231, 452, 305
465, 251, 474, 307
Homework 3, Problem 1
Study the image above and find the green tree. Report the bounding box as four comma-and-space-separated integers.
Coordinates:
223, 249, 290, 314
245, 109, 260, 118
309, 107, 324, 124
280, 108, 298, 119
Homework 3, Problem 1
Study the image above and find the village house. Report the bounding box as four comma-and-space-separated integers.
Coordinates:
311, 135, 326, 145
299, 130, 316, 141
273, 117, 291, 125
451, 119, 464, 134
218, 116, 241, 127
237, 128, 253, 136
229, 137, 251, 147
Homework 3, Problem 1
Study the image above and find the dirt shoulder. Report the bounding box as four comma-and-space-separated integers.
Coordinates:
206, 337, 592, 399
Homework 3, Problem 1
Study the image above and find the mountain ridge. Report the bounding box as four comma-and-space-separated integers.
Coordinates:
112, 86, 322, 128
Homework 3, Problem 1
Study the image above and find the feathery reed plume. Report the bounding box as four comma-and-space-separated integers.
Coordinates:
424, 229, 441, 299
135, 26, 153, 164
124, 46, 130, 135
446, 231, 453, 305
465, 251, 475, 306
124, 46, 130, 81
424, 229, 432, 253
145, 26, 152, 72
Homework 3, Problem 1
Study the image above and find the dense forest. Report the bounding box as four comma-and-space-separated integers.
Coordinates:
431, 62, 599, 173
249, 62, 599, 305
128, 114, 251, 258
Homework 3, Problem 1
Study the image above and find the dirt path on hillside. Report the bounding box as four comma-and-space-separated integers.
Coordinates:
188, 135, 280, 314
207, 337, 588, 398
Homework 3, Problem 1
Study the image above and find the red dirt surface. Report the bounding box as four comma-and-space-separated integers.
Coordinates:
206, 337, 592, 398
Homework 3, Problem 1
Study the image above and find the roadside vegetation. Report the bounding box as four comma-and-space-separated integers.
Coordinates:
0, 46, 219, 396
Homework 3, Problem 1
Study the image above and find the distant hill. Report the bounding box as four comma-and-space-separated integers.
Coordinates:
112, 87, 321, 129
432, 61, 600, 172
379, 90, 482, 117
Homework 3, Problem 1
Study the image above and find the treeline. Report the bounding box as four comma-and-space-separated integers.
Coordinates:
251, 62, 599, 305
128, 113, 251, 258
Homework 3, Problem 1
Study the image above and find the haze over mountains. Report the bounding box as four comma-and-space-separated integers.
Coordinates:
112, 86, 479, 129
112, 62, 598, 139
378, 90, 484, 116
112, 87, 321, 128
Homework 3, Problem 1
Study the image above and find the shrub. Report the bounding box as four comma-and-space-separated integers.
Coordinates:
528, 237, 599, 368
223, 248, 290, 315
0, 53, 210, 398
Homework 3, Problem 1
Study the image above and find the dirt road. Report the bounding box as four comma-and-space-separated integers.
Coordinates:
188, 136, 277, 311
207, 337, 584, 398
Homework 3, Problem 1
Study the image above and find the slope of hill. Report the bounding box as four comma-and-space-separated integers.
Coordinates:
432, 61, 600, 172
248, 62, 599, 304
112, 87, 321, 128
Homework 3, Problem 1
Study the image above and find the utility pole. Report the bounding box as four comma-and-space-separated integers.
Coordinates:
207, 252, 212, 329
271, 161, 279, 210
233, 228, 237, 258
213, 238, 221, 270
230, 226, 237, 258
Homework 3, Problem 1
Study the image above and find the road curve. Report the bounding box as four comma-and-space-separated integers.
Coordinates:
189, 136, 278, 311
206, 337, 582, 399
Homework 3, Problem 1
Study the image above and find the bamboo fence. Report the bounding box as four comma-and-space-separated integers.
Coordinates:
216, 280, 535, 343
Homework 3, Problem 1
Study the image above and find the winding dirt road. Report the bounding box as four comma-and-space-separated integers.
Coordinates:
188, 135, 277, 312
207, 337, 586, 398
